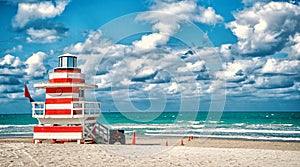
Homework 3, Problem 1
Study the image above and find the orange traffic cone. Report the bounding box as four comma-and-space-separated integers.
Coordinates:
132, 131, 136, 145
165, 140, 168, 146
180, 139, 184, 146
51, 139, 57, 144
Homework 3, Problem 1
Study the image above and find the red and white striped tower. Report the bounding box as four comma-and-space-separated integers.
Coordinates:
32, 53, 101, 144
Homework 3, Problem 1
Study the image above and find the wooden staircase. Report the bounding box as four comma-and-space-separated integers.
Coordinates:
83, 122, 110, 144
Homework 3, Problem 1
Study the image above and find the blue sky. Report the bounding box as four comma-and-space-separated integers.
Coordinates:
0, 0, 299, 114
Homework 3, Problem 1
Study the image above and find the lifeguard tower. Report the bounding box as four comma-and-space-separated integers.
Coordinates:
31, 53, 109, 144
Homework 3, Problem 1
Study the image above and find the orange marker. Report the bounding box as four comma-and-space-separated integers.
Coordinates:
132, 131, 136, 145
180, 139, 184, 146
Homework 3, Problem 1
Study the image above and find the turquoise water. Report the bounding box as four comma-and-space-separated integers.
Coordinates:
98, 112, 300, 125
1, 112, 300, 141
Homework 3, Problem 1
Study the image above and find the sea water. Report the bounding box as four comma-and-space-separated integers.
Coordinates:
1, 112, 300, 141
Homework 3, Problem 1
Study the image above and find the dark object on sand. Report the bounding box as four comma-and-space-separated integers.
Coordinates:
109, 130, 126, 144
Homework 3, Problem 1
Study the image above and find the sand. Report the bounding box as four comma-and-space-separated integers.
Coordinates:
0, 137, 299, 167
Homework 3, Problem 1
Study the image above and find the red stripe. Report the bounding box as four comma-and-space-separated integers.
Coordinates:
49, 78, 85, 83
45, 109, 71, 115
54, 69, 81, 73
45, 98, 79, 104
46, 87, 79, 93
34, 126, 82, 133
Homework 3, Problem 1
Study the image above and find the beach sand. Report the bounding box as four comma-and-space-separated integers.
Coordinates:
0, 137, 299, 166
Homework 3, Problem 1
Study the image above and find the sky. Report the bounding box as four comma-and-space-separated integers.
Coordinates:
0, 0, 299, 114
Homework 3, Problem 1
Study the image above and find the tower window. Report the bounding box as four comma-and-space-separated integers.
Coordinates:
67, 57, 73, 68
74, 57, 77, 67
62, 57, 68, 67
79, 90, 84, 98
59, 57, 62, 67
58, 54, 78, 68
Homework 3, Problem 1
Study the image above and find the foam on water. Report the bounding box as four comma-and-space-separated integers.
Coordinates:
111, 122, 300, 142
0, 124, 36, 128
144, 133, 300, 142
1, 112, 300, 141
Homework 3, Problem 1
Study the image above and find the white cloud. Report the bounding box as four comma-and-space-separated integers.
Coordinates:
207, 80, 224, 93
58, 1, 299, 104
242, 0, 299, 6
242, 0, 271, 5
147, 0, 223, 25
26, 27, 66, 43
261, 58, 300, 74
216, 57, 264, 83
288, 33, 300, 59
166, 82, 179, 94
5, 45, 23, 53
134, 67, 156, 79
254, 76, 294, 89
227, 2, 300, 56
65, 29, 202, 99
0, 54, 24, 68
132, 33, 169, 52
63, 29, 130, 81
177, 60, 205, 73
194, 6, 224, 25
13, 0, 70, 28
0, 53, 49, 102
25, 51, 48, 78
133, 0, 223, 52
64, 29, 124, 55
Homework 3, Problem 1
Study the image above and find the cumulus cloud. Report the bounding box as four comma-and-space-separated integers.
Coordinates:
0, 85, 23, 94
64, 29, 129, 79
242, 0, 299, 6
288, 33, 300, 59
12, 0, 70, 28
216, 58, 264, 82
0, 52, 49, 82
26, 27, 67, 43
133, 0, 223, 52
60, 0, 299, 105
0, 52, 49, 102
25, 51, 48, 79
5, 45, 23, 53
64, 27, 205, 102
227, 2, 300, 56
64, 29, 120, 54
0, 54, 24, 68
255, 76, 295, 89
132, 33, 169, 52
0, 55, 26, 94
261, 58, 300, 74
147, 0, 223, 25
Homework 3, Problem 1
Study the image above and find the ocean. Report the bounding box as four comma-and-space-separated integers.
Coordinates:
1, 112, 300, 142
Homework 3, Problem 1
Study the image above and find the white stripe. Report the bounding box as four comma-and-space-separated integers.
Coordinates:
34, 132, 82, 139
46, 93, 79, 98
49, 73, 85, 80
45, 104, 73, 109
34, 83, 97, 88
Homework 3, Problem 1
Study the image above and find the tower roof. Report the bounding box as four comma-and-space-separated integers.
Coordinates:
58, 53, 77, 58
